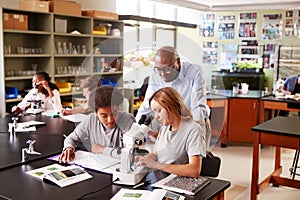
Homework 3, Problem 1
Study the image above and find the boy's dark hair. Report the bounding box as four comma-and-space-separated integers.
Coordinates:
94, 86, 123, 112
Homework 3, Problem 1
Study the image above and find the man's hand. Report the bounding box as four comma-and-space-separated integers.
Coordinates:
58, 147, 75, 163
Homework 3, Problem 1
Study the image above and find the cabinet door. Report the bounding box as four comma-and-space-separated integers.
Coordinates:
228, 98, 258, 142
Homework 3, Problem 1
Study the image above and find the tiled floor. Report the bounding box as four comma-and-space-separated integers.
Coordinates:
211, 143, 300, 200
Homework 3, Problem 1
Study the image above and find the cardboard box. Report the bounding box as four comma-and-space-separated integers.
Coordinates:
49, 1, 81, 16
13, 14, 28, 30
82, 10, 118, 20
55, 18, 67, 33
3, 13, 14, 29
19, 1, 49, 12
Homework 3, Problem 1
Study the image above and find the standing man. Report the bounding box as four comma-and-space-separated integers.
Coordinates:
136, 46, 210, 148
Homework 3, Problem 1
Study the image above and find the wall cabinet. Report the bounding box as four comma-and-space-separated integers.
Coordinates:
1, 8, 124, 116
227, 98, 259, 143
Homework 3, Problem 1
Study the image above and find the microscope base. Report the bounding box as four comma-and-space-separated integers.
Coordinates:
113, 166, 147, 185
26, 108, 45, 114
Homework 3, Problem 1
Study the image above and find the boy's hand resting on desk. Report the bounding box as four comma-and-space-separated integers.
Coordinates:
58, 147, 75, 163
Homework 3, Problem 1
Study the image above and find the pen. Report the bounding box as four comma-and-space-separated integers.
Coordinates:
101, 162, 121, 170
133, 180, 151, 189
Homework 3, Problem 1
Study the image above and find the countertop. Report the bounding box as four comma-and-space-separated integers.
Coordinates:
207, 90, 268, 100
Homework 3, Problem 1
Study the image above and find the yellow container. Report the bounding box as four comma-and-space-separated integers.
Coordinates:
55, 82, 72, 93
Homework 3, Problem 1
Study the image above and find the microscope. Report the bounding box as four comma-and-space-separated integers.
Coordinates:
26, 88, 45, 114
22, 140, 41, 162
9, 116, 18, 135
113, 122, 150, 185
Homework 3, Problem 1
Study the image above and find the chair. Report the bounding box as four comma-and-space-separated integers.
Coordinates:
200, 152, 221, 177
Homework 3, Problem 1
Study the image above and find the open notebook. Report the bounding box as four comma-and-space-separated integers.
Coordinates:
152, 174, 211, 196
48, 150, 120, 174
26, 163, 92, 187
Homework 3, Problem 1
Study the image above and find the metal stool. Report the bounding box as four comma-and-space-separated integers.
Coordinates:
289, 150, 300, 179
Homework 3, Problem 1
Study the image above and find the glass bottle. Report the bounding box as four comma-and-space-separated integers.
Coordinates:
57, 42, 63, 54
82, 45, 87, 54
76, 45, 81, 54
63, 42, 68, 54
72, 45, 77, 54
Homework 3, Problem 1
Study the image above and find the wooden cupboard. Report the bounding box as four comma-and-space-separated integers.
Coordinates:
227, 98, 259, 143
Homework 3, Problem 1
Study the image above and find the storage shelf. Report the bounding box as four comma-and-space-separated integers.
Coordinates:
5, 98, 23, 103
93, 71, 123, 75
53, 33, 91, 37
54, 54, 90, 57
1, 8, 124, 117
54, 73, 91, 78
4, 30, 51, 35
93, 54, 123, 57
5, 76, 34, 81
4, 54, 52, 58
93, 35, 123, 39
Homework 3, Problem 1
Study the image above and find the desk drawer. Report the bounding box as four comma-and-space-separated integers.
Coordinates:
260, 133, 300, 150
264, 101, 287, 110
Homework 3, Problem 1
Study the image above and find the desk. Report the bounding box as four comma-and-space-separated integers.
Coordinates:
0, 159, 230, 200
207, 93, 228, 147
0, 114, 76, 135
0, 114, 76, 170
207, 90, 263, 146
259, 96, 300, 123
251, 116, 300, 200
0, 133, 64, 170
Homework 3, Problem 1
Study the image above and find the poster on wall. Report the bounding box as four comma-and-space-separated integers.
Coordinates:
285, 10, 300, 37
239, 12, 257, 38
262, 44, 275, 68
220, 44, 238, 70
218, 15, 235, 40
262, 14, 282, 40
199, 14, 215, 37
202, 41, 218, 65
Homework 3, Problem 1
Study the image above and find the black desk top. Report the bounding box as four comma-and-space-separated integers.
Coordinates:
0, 114, 76, 170
0, 133, 64, 170
0, 114, 76, 135
252, 116, 300, 138
0, 159, 230, 200
261, 95, 300, 105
